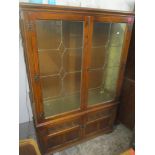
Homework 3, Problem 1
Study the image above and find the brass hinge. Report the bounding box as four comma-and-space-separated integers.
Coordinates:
39, 112, 44, 119
27, 21, 34, 31
34, 74, 39, 81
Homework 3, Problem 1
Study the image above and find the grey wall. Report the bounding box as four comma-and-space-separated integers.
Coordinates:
19, 35, 33, 123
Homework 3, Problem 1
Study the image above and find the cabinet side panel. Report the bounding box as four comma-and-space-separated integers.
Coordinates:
20, 12, 36, 122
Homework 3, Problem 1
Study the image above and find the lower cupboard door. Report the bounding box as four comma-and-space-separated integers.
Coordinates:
45, 126, 81, 151
85, 116, 111, 136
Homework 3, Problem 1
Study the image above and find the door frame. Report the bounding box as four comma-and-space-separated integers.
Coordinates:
25, 11, 89, 124
84, 14, 134, 110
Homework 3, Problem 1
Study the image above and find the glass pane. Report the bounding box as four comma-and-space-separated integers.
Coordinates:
90, 47, 106, 69
88, 22, 126, 106
38, 50, 61, 76
63, 72, 81, 95
44, 93, 80, 117
36, 20, 61, 49
62, 21, 83, 48
41, 76, 61, 99
92, 23, 109, 47
63, 48, 82, 72
36, 20, 84, 117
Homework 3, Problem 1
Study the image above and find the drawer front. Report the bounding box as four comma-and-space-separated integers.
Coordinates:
38, 117, 82, 152
87, 108, 111, 122
45, 127, 81, 150
85, 116, 110, 136
47, 118, 81, 135
46, 126, 81, 150
85, 107, 117, 136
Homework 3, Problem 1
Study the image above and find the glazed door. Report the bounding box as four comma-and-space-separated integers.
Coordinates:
27, 12, 133, 122
86, 17, 131, 107
29, 12, 87, 121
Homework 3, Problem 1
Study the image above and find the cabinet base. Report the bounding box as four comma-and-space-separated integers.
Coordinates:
36, 103, 117, 154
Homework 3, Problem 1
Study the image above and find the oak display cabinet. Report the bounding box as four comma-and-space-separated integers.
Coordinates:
20, 3, 134, 154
